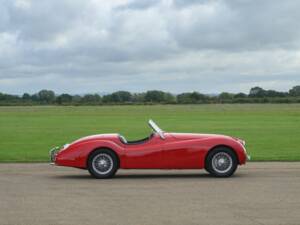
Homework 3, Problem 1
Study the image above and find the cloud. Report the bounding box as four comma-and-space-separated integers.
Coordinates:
0, 0, 300, 94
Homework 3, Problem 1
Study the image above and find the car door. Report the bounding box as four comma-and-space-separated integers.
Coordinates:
123, 134, 164, 169
162, 134, 203, 169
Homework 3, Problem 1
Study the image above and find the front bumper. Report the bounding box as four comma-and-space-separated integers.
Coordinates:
244, 148, 251, 162
243, 145, 251, 161
49, 147, 60, 165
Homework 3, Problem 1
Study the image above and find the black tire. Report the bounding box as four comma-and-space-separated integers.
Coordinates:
87, 149, 119, 179
205, 147, 238, 177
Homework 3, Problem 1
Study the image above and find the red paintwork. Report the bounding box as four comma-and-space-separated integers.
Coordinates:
54, 132, 248, 170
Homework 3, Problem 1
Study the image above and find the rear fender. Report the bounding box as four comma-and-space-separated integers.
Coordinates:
72, 140, 125, 168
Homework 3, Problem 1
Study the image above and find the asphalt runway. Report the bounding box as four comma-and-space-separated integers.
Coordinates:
0, 162, 299, 225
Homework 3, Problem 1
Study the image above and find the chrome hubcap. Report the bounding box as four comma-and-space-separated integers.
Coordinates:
92, 153, 113, 175
212, 152, 233, 174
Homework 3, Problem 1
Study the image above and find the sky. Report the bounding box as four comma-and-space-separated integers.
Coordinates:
0, 0, 300, 95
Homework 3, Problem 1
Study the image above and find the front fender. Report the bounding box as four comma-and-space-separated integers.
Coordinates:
202, 137, 248, 165
180, 136, 247, 167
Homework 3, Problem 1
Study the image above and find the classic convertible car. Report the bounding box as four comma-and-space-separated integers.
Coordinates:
50, 120, 250, 178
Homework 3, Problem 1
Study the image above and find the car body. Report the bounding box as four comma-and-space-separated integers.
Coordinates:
50, 120, 250, 178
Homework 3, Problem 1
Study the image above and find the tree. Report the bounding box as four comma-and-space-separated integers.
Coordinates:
144, 90, 165, 103
234, 93, 247, 98
190, 92, 208, 103
103, 91, 132, 103
219, 92, 234, 99
177, 93, 192, 103
22, 93, 31, 100
31, 94, 39, 102
177, 92, 208, 103
0, 93, 20, 102
132, 93, 145, 103
289, 86, 300, 97
56, 94, 73, 104
164, 92, 176, 103
81, 94, 101, 104
249, 87, 266, 98
72, 95, 82, 104
38, 90, 55, 103
265, 90, 286, 98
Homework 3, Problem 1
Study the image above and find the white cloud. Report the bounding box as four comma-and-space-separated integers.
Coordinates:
0, 0, 300, 94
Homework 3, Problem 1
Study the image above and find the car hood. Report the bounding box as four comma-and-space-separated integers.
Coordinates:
170, 133, 230, 140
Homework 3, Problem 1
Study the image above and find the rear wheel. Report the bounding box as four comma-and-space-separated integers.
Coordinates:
87, 149, 118, 179
205, 147, 238, 177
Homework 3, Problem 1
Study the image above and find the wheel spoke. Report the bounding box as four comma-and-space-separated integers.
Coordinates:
92, 153, 114, 175
211, 152, 233, 174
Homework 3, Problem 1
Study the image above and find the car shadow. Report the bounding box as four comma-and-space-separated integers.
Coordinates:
114, 173, 211, 179
50, 172, 246, 180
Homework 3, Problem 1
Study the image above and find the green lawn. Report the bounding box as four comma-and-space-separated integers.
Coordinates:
0, 104, 299, 162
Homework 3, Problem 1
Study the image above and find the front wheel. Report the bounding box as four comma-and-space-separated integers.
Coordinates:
87, 149, 119, 179
205, 147, 238, 177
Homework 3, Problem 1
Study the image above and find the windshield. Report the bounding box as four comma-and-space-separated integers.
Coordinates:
148, 120, 165, 139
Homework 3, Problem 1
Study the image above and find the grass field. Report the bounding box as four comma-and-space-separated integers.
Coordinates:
0, 104, 299, 162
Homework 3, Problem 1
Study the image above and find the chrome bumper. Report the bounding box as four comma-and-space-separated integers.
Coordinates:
241, 143, 250, 161
49, 147, 60, 165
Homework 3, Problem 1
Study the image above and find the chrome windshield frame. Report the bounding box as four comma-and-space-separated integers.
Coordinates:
148, 119, 165, 139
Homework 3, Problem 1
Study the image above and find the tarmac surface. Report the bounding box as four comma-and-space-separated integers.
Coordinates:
0, 162, 299, 225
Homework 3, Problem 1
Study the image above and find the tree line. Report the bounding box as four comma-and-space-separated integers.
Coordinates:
0, 86, 300, 105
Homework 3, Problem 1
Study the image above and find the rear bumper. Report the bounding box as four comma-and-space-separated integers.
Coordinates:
49, 147, 60, 165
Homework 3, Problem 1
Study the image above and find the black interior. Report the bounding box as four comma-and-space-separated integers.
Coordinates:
119, 133, 154, 145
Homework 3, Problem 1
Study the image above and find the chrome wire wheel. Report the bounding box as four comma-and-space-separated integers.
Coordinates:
92, 153, 114, 175
211, 152, 233, 174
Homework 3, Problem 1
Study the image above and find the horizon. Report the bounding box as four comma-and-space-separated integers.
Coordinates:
1, 85, 299, 97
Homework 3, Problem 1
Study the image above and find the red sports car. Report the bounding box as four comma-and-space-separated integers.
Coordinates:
50, 120, 250, 178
